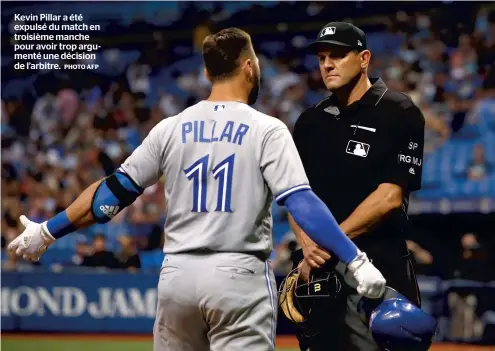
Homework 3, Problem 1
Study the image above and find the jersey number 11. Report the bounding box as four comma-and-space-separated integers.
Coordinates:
184, 154, 235, 213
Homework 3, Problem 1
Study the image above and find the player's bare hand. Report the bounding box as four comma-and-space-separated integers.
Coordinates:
297, 259, 312, 282
347, 251, 386, 299
302, 244, 332, 269
7, 216, 55, 262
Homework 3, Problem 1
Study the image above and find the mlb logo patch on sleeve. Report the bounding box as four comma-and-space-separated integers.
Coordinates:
346, 140, 370, 157
214, 104, 225, 112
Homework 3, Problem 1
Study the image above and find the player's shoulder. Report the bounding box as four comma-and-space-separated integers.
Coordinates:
244, 105, 289, 133
150, 112, 182, 132
145, 109, 187, 142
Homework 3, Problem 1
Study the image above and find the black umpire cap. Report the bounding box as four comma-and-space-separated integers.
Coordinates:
307, 22, 367, 53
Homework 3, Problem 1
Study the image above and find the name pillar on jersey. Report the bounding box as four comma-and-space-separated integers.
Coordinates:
182, 120, 250, 145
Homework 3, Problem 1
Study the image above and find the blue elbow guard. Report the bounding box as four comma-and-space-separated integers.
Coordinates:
91, 171, 143, 223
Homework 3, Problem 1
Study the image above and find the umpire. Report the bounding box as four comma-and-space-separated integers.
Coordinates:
288, 22, 425, 351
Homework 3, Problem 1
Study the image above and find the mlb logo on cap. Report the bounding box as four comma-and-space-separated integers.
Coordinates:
214, 104, 225, 111
321, 27, 336, 36
308, 22, 368, 52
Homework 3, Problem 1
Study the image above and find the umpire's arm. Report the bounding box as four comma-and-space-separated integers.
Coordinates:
289, 181, 403, 267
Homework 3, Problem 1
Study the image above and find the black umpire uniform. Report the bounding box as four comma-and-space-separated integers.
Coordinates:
291, 25, 426, 351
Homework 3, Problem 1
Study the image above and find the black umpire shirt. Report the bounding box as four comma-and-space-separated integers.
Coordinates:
293, 78, 425, 260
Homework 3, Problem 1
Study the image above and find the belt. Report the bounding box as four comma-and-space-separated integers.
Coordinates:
177, 248, 268, 261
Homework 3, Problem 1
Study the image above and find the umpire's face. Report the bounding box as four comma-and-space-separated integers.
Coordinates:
317, 46, 370, 91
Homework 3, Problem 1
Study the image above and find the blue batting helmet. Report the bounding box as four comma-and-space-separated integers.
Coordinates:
358, 287, 437, 351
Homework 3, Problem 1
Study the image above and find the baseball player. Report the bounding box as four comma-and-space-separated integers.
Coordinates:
8, 27, 386, 351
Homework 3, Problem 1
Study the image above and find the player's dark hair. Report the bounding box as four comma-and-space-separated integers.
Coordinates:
202, 27, 252, 82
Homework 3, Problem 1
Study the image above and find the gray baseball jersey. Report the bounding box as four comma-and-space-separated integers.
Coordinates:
120, 100, 310, 259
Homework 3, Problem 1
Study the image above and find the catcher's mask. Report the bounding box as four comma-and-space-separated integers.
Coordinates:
278, 266, 342, 335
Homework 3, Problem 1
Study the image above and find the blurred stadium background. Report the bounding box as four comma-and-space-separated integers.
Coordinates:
1, 1, 495, 350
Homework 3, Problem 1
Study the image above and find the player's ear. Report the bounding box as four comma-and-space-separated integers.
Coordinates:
241, 58, 253, 76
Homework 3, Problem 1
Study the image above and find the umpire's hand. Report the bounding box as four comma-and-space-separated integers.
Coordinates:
297, 259, 312, 282
299, 252, 386, 299
7, 216, 55, 262
300, 234, 332, 268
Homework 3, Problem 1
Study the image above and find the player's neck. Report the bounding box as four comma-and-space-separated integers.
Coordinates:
333, 74, 371, 107
207, 81, 249, 104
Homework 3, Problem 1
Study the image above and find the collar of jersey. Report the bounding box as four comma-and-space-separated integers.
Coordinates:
321, 77, 388, 110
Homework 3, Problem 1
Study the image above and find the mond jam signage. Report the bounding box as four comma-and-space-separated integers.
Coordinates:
1, 272, 158, 333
